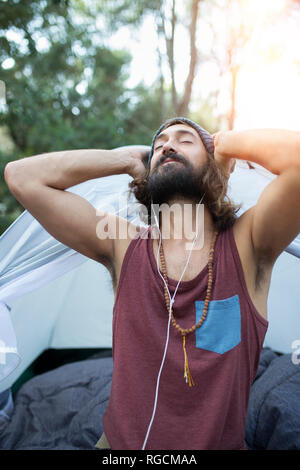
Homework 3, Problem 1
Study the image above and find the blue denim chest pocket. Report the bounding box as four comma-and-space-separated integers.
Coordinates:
195, 294, 241, 354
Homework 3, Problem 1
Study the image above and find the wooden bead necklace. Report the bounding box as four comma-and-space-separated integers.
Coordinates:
158, 229, 219, 387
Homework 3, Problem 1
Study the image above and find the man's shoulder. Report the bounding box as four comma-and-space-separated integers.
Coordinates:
111, 220, 150, 291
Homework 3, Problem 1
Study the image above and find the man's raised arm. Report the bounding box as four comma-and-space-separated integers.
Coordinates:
4, 145, 149, 271
214, 128, 300, 264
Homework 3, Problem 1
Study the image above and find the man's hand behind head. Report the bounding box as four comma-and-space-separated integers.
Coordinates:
113, 145, 151, 180
213, 132, 236, 178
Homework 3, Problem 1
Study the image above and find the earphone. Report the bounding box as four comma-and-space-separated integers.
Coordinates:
141, 193, 205, 450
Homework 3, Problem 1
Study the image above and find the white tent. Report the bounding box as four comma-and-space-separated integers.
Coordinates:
0, 163, 300, 393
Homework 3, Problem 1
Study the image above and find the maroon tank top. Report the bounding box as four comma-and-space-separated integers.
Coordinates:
102, 224, 268, 450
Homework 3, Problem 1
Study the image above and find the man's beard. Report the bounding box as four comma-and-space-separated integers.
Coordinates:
147, 152, 209, 206
129, 149, 239, 231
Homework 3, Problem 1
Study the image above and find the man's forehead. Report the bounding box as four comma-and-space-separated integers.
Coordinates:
155, 124, 200, 141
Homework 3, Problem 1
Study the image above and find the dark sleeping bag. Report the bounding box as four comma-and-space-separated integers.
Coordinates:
0, 348, 299, 450
245, 348, 300, 450
0, 357, 113, 450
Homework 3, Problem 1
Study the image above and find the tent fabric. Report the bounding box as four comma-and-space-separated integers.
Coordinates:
0, 173, 139, 389
0, 163, 299, 391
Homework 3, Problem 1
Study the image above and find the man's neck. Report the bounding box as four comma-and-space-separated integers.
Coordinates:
155, 196, 215, 251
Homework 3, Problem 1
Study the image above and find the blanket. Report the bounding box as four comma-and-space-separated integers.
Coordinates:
0, 356, 113, 450
0, 349, 299, 450
246, 348, 300, 450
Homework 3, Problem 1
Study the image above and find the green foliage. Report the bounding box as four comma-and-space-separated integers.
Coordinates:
0, 0, 163, 235
0, 149, 23, 236
1, 1, 134, 153
0, 0, 217, 236
99, 0, 162, 31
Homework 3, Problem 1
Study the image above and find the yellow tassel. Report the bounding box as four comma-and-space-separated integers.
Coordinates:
183, 335, 195, 387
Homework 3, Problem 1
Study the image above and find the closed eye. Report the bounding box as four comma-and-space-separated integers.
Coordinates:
155, 140, 193, 151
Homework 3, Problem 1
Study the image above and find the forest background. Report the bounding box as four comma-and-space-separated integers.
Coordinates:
1, 0, 300, 235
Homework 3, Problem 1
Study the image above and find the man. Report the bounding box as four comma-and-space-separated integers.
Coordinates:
4, 117, 300, 450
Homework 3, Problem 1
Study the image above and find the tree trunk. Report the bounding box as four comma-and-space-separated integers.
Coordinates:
155, 8, 167, 122
161, 0, 177, 114
228, 65, 239, 130
177, 0, 200, 117
157, 46, 167, 122
158, 0, 200, 117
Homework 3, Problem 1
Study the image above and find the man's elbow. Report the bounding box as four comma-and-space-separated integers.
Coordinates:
4, 162, 16, 186
4, 161, 28, 196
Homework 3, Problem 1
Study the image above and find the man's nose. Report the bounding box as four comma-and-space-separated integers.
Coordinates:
162, 140, 177, 154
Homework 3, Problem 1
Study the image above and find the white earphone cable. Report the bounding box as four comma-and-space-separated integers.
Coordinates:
141, 193, 205, 450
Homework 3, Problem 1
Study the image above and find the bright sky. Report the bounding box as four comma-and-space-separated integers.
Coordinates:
108, 0, 300, 131
2, 0, 300, 132
234, 0, 300, 130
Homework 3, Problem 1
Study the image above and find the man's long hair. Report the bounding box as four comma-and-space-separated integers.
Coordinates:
129, 120, 241, 232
